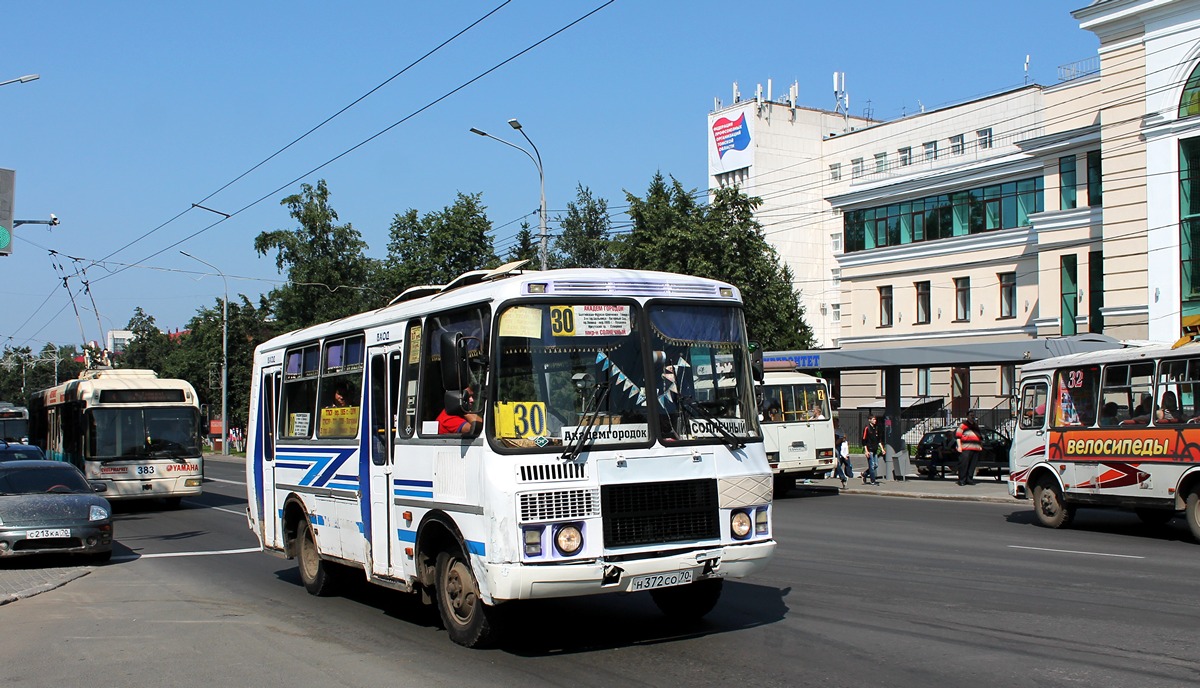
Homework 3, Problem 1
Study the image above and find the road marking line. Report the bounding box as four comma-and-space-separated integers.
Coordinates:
112, 547, 260, 562
1008, 545, 1143, 559
204, 477, 244, 485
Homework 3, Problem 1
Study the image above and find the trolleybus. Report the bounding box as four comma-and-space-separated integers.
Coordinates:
245, 264, 776, 647
0, 402, 30, 443
1010, 340, 1200, 540
759, 366, 835, 495
28, 369, 204, 506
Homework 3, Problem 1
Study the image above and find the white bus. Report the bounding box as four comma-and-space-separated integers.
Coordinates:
1010, 341, 1200, 541
245, 264, 776, 647
758, 368, 835, 495
0, 402, 30, 442
28, 369, 204, 506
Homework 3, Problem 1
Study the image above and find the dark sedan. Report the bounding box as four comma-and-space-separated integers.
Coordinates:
913, 425, 1012, 481
0, 441, 46, 462
0, 460, 113, 563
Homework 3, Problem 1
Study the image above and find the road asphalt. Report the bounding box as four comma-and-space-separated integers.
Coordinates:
0, 455, 1014, 605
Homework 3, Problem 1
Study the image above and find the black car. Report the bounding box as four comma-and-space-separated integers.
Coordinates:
913, 425, 1012, 480
0, 460, 113, 563
0, 441, 46, 462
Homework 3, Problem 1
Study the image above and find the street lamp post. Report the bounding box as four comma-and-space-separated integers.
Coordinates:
181, 251, 228, 456
470, 119, 547, 269
0, 74, 39, 88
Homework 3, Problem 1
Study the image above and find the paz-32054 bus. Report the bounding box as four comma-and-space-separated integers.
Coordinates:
245, 264, 776, 647
1010, 341, 1200, 540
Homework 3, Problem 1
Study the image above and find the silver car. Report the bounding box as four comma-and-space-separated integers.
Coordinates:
0, 460, 113, 563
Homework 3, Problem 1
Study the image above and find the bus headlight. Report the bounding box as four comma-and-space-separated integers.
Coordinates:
185, 478, 202, 487
553, 524, 583, 556
89, 505, 109, 521
731, 510, 753, 539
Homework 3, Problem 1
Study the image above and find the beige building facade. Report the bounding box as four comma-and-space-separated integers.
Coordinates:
709, 0, 1200, 416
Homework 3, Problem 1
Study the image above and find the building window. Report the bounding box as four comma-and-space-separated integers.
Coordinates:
1000, 364, 1015, 397
1180, 138, 1200, 325
832, 303, 841, 323
831, 267, 841, 289
923, 141, 938, 161
1179, 62, 1200, 118
841, 176, 1044, 253
977, 128, 993, 149
831, 232, 842, 252
1059, 155, 1077, 210
955, 277, 971, 321
852, 158, 864, 178
916, 367, 931, 397
879, 286, 893, 327
874, 152, 887, 173
1089, 250, 1105, 333
1087, 150, 1103, 207
999, 272, 1016, 318
915, 281, 931, 324
950, 134, 965, 155
830, 163, 842, 182
899, 147, 912, 166
715, 167, 749, 189
1061, 255, 1078, 336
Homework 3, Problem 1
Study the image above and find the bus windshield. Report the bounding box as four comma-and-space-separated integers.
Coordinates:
760, 382, 829, 423
87, 407, 201, 459
647, 303, 760, 443
0, 417, 29, 442
493, 302, 651, 448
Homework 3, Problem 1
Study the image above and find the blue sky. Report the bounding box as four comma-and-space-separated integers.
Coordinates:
1, 1, 1098, 350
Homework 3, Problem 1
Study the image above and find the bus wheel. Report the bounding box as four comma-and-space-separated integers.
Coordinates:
1033, 477, 1075, 529
1186, 490, 1200, 542
435, 549, 495, 648
1135, 508, 1174, 527
650, 578, 724, 621
297, 520, 336, 597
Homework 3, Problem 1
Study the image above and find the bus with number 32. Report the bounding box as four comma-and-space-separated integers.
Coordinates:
244, 263, 776, 647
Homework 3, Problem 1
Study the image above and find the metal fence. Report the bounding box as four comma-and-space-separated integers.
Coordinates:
836, 401, 1016, 454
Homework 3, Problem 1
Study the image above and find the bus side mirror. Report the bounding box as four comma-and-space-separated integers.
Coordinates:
439, 332, 471, 393
749, 341, 764, 384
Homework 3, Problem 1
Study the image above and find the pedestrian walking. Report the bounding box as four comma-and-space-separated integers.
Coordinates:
833, 427, 853, 488
955, 414, 983, 485
861, 415, 883, 486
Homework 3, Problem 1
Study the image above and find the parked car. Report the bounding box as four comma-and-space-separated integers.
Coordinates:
0, 460, 113, 563
0, 441, 46, 462
913, 425, 1012, 481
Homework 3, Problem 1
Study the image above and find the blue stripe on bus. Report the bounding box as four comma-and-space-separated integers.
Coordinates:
394, 478, 433, 488
275, 462, 309, 469
394, 489, 434, 498
333, 474, 359, 482
466, 541, 486, 556
327, 483, 359, 491
397, 529, 416, 543
308, 513, 325, 526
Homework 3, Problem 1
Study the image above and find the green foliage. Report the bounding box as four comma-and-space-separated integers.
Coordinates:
614, 174, 813, 350
253, 180, 375, 332
505, 221, 540, 266
121, 307, 173, 372
549, 184, 613, 269
379, 192, 498, 295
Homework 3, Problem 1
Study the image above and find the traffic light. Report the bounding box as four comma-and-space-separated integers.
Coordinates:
0, 168, 14, 257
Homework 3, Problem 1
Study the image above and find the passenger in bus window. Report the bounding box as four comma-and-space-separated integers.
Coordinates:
1157, 391, 1181, 423
1126, 394, 1153, 425
332, 385, 351, 408
1099, 402, 1120, 427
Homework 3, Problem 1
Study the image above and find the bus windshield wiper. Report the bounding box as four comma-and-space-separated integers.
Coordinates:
679, 395, 745, 450
561, 382, 612, 463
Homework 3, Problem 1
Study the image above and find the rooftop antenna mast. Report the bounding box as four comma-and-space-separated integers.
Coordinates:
833, 71, 850, 132
1024, 54, 1031, 85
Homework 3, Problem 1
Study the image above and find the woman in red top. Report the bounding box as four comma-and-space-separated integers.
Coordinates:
955, 415, 983, 486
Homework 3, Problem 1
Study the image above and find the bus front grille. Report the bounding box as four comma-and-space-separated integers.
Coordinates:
601, 478, 720, 548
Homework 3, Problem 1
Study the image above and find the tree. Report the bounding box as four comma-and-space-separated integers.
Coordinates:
380, 192, 497, 294
549, 184, 613, 269
254, 180, 375, 331
615, 174, 813, 350
505, 221, 539, 266
121, 307, 173, 372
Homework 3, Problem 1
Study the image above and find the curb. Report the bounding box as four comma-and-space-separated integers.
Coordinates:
0, 567, 92, 606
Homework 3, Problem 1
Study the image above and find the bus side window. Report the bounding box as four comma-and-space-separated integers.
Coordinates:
1019, 382, 1047, 429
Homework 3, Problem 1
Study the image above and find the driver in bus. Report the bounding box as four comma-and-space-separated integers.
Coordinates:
438, 385, 483, 435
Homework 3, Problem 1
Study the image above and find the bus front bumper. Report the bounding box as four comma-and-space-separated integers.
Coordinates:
483, 539, 776, 602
